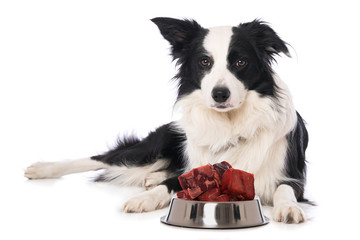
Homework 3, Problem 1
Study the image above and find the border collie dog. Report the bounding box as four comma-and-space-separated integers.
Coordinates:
25, 18, 308, 223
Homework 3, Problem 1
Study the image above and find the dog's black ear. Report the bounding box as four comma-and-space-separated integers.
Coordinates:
151, 17, 204, 58
239, 20, 290, 62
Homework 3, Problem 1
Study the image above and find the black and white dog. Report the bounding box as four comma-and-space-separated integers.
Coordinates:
25, 18, 309, 223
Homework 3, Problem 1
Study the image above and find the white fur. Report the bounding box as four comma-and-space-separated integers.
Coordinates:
101, 159, 169, 187
24, 158, 105, 179
24, 157, 169, 189
175, 75, 297, 204
122, 185, 173, 213
144, 171, 169, 190
201, 27, 247, 112
273, 184, 305, 223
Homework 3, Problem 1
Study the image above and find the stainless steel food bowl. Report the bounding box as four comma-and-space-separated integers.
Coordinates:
161, 195, 269, 229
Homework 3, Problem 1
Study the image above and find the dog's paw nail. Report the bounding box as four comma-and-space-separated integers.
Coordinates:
273, 203, 305, 224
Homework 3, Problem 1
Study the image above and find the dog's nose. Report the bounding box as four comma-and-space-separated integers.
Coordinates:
211, 87, 230, 103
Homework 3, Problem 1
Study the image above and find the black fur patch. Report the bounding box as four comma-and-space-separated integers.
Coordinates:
152, 17, 209, 99
228, 20, 289, 97
160, 176, 182, 193
281, 112, 309, 201
91, 122, 187, 174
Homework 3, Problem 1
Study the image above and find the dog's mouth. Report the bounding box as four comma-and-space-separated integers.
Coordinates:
211, 103, 234, 112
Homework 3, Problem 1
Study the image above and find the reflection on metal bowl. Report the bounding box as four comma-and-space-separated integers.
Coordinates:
161, 195, 269, 229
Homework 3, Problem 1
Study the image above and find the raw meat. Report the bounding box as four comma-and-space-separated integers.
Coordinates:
197, 188, 230, 202
178, 163, 220, 199
213, 161, 232, 177
177, 161, 255, 202
221, 168, 255, 200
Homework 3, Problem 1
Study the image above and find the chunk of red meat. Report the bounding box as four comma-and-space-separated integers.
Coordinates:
176, 189, 191, 200
221, 168, 255, 200
177, 162, 255, 202
216, 194, 230, 202
213, 161, 232, 177
176, 188, 209, 200
187, 186, 203, 199
197, 188, 231, 202
178, 164, 220, 199
197, 188, 221, 201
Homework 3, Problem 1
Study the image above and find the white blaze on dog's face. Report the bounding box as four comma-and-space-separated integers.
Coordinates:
151, 18, 289, 113
201, 27, 247, 112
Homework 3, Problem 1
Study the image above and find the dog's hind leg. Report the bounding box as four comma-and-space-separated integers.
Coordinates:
91, 122, 186, 186
94, 158, 170, 187
24, 158, 106, 179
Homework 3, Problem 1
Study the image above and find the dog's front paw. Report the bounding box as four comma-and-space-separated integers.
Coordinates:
24, 162, 59, 179
273, 203, 305, 223
122, 185, 171, 213
123, 195, 158, 213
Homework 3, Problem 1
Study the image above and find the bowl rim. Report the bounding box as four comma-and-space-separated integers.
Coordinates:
172, 194, 261, 203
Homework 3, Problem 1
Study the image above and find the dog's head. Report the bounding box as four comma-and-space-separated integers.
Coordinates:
152, 17, 289, 112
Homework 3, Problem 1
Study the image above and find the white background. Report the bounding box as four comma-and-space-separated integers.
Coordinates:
1, 0, 359, 239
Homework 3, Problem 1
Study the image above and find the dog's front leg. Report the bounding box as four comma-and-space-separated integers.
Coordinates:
122, 185, 173, 213
272, 184, 305, 223
123, 176, 181, 213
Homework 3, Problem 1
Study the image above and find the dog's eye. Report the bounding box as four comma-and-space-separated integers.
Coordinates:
200, 58, 211, 67
235, 59, 247, 67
